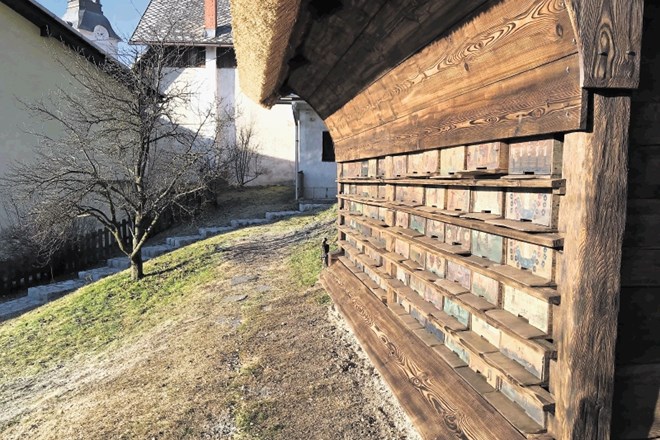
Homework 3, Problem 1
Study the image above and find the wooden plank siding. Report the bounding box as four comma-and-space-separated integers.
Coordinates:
611, 3, 660, 438
325, 0, 585, 162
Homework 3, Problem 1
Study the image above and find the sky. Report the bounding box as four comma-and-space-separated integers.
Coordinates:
35, 0, 151, 42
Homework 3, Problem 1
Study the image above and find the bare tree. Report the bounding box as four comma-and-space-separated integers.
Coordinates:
2, 34, 227, 281
225, 121, 266, 187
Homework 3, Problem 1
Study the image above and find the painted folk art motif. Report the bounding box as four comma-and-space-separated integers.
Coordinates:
447, 261, 471, 289
471, 272, 500, 305
446, 188, 470, 212
407, 150, 439, 175
426, 219, 445, 240
508, 139, 561, 176
506, 239, 554, 280
503, 285, 550, 333
426, 252, 446, 278
444, 297, 470, 326
471, 230, 504, 263
410, 245, 425, 267
439, 146, 466, 175
466, 142, 509, 170
410, 215, 426, 234
425, 187, 446, 209
445, 224, 471, 251
506, 191, 553, 226
471, 189, 503, 215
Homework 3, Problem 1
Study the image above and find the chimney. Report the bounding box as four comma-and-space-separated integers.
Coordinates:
204, 0, 217, 37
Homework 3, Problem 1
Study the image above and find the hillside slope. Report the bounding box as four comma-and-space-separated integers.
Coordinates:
0, 207, 418, 439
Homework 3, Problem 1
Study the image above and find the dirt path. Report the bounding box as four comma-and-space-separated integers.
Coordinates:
0, 215, 419, 439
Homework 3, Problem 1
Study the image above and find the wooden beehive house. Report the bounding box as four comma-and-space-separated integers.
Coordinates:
230, 0, 657, 438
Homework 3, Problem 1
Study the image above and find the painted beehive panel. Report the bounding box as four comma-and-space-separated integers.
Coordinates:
360, 160, 369, 177
471, 189, 504, 215
410, 215, 426, 234
378, 185, 387, 200
445, 333, 470, 364
368, 159, 378, 177
385, 184, 395, 201
466, 142, 509, 170
410, 275, 426, 296
499, 380, 546, 427
472, 315, 501, 348
425, 320, 446, 343
503, 285, 551, 333
377, 158, 386, 177
444, 297, 470, 326
396, 186, 424, 204
393, 155, 407, 177
426, 219, 445, 240
471, 272, 500, 305
348, 184, 357, 195
395, 238, 410, 259
383, 156, 394, 178
378, 207, 388, 222
426, 253, 446, 278
385, 209, 396, 226
469, 352, 500, 389
447, 188, 470, 212
396, 266, 409, 285
350, 201, 363, 214
344, 161, 362, 178
364, 204, 378, 220
439, 146, 466, 175
499, 332, 546, 379
424, 283, 444, 310
367, 185, 379, 198
396, 211, 409, 228
508, 139, 562, 176
471, 230, 504, 264
407, 150, 439, 175
366, 247, 383, 267
410, 245, 426, 267
445, 225, 471, 251
505, 191, 554, 227
507, 239, 554, 280
425, 187, 446, 209
447, 261, 471, 289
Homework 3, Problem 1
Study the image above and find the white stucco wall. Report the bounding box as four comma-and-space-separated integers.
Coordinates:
0, 3, 95, 227
294, 102, 337, 200
229, 68, 295, 186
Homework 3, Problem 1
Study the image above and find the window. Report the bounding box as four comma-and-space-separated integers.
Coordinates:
322, 131, 335, 162
164, 47, 206, 68
217, 48, 237, 68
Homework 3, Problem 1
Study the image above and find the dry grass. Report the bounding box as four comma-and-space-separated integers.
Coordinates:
0, 206, 418, 440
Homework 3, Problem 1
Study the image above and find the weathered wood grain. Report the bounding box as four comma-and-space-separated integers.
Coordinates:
321, 261, 527, 440
565, 0, 643, 89
326, 0, 577, 142
333, 54, 586, 161
308, 0, 490, 118
556, 93, 631, 440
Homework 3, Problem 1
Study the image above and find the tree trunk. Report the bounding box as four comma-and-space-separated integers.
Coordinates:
130, 249, 144, 280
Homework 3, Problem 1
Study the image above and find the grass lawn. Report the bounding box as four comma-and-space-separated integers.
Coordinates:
0, 205, 417, 440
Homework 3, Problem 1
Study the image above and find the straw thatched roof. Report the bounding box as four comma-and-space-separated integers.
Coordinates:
230, 0, 301, 107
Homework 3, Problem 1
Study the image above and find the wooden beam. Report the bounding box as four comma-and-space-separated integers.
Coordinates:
321, 261, 526, 440
333, 54, 585, 162
326, 0, 578, 144
565, 0, 644, 89
555, 91, 631, 439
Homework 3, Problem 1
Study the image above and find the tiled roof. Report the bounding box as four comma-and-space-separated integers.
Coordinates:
131, 0, 232, 46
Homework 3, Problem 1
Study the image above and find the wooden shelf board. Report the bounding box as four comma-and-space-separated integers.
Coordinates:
338, 177, 565, 189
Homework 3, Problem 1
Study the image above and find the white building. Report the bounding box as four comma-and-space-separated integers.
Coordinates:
292, 101, 337, 202
62, 0, 121, 59
0, 0, 113, 228
132, 0, 296, 186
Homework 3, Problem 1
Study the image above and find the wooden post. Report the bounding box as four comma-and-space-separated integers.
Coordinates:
556, 91, 631, 439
